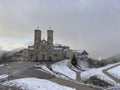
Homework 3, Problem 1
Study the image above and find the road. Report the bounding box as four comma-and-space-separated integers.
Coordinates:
103, 63, 120, 83
0, 61, 96, 90
0, 61, 55, 80
50, 78, 95, 90
67, 60, 81, 82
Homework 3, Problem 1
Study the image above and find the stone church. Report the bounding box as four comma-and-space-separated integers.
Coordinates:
28, 28, 69, 61
26, 28, 88, 61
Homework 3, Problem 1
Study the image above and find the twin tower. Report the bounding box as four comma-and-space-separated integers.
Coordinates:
34, 29, 53, 45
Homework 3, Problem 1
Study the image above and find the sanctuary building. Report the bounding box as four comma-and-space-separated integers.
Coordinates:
26, 28, 88, 61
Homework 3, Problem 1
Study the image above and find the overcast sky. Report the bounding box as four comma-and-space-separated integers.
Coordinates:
0, 0, 120, 59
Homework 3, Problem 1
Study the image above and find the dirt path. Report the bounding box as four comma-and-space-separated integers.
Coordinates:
50, 78, 96, 90
102, 63, 120, 83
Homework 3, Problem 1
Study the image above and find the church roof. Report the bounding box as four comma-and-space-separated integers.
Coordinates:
28, 46, 34, 50
54, 44, 61, 47
72, 50, 89, 55
54, 47, 63, 50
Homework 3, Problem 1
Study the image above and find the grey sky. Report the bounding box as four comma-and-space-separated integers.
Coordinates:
0, 0, 120, 59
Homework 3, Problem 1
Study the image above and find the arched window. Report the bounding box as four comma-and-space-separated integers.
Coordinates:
49, 45, 53, 49
42, 45, 46, 51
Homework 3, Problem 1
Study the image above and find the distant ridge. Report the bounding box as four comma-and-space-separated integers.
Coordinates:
104, 53, 120, 64
0, 49, 7, 56
0, 47, 24, 57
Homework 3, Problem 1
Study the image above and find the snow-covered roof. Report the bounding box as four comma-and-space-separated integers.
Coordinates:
54, 44, 70, 50
28, 46, 34, 50
64, 49, 70, 51
72, 50, 84, 54
54, 44, 61, 47
72, 50, 88, 55
54, 48, 63, 50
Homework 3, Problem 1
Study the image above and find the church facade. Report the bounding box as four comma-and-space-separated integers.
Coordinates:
27, 28, 88, 61
28, 29, 69, 61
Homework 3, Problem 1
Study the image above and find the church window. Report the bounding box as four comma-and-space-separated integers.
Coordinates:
49, 45, 53, 49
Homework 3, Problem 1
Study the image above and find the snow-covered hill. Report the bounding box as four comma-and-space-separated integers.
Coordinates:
0, 48, 23, 57
81, 62, 120, 85
3, 78, 75, 90
7, 48, 23, 57
108, 65, 120, 80
51, 59, 76, 80
0, 49, 6, 56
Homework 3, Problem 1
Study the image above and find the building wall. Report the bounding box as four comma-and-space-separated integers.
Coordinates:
28, 29, 65, 61
53, 50, 64, 60
26, 29, 88, 61
23, 49, 28, 61
64, 49, 73, 59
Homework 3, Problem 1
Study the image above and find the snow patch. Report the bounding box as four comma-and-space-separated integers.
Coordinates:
0, 74, 8, 81
0, 64, 4, 67
3, 78, 75, 90
81, 62, 120, 85
35, 64, 54, 74
51, 59, 76, 80
108, 65, 120, 80
35, 64, 70, 80
78, 60, 89, 70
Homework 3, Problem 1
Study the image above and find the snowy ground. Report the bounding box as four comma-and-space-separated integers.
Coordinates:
35, 64, 70, 80
35, 64, 54, 74
0, 74, 8, 80
51, 59, 76, 80
0, 64, 4, 67
78, 60, 90, 70
0, 74, 8, 82
108, 65, 120, 80
3, 78, 75, 90
0, 74, 8, 79
81, 62, 120, 85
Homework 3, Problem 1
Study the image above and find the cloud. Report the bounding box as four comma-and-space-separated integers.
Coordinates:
0, 38, 28, 50
0, 0, 120, 58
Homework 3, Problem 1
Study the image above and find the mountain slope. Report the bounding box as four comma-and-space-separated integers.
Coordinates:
104, 53, 120, 64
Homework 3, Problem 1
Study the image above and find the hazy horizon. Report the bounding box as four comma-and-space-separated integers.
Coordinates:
0, 0, 120, 59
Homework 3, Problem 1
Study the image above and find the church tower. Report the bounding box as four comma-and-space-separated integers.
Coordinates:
34, 29, 41, 44
47, 30, 53, 44
34, 29, 41, 61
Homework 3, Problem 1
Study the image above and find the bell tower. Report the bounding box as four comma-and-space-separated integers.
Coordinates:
34, 27, 41, 61
47, 29, 53, 44
34, 28, 41, 45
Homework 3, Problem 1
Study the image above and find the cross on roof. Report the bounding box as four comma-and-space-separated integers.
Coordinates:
37, 26, 39, 29
49, 26, 52, 30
